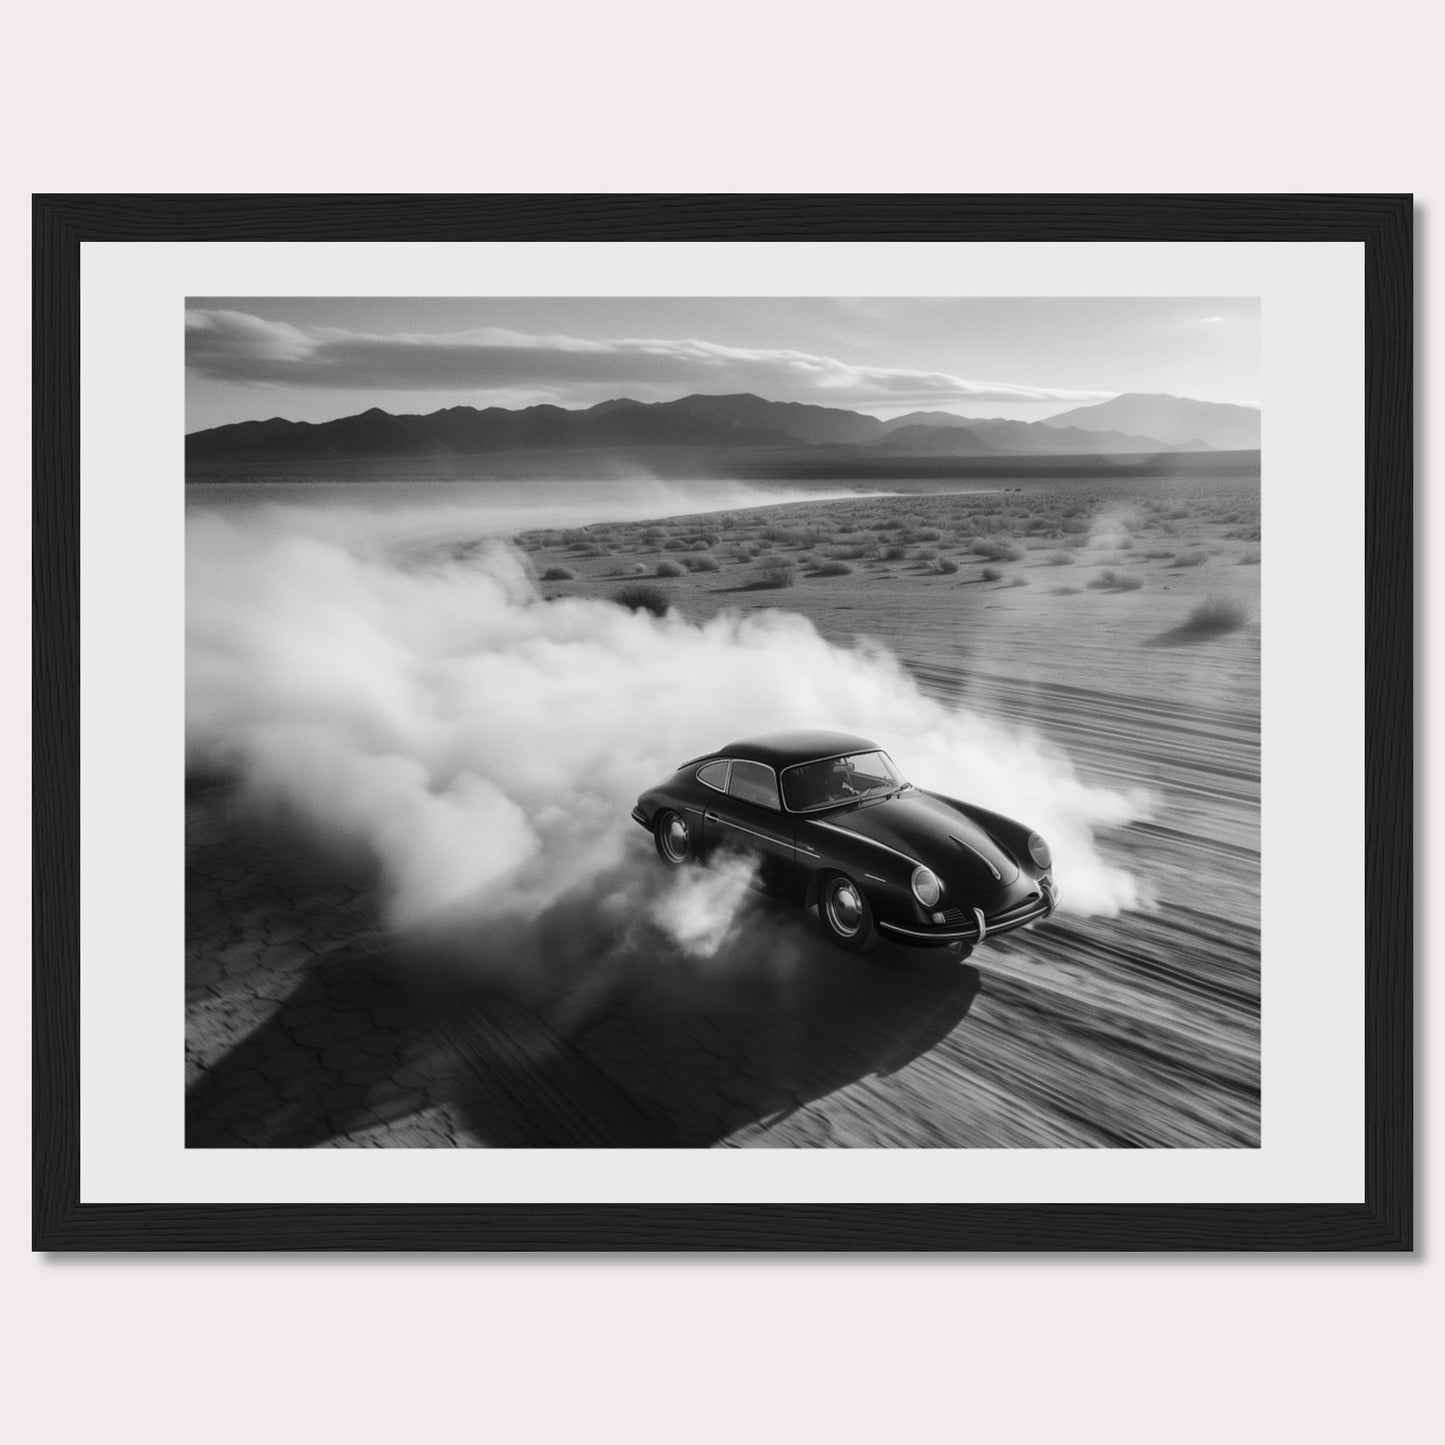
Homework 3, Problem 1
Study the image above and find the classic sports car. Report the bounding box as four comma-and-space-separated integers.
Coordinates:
631, 730, 1058, 954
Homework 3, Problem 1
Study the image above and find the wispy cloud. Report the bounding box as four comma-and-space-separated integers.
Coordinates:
185, 309, 1114, 411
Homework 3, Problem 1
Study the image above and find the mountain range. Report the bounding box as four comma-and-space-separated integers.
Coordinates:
185, 391, 1260, 464
1041, 393, 1260, 450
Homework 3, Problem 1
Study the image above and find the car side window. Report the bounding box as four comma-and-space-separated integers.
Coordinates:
696, 759, 730, 792
728, 759, 779, 811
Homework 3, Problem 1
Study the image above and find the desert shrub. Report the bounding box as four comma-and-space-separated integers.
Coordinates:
685, 554, 720, 572
662, 537, 688, 551
1180, 596, 1249, 635
830, 545, 867, 560
932, 556, 960, 575
981, 565, 1004, 582
753, 559, 796, 589
1060, 517, 1090, 535
1238, 553, 1261, 566
837, 521, 858, 533
973, 538, 1025, 562
1088, 570, 1144, 591
540, 564, 576, 581
904, 527, 942, 543
913, 548, 938, 562
612, 584, 670, 616
1047, 550, 1076, 566
1143, 548, 1175, 560
654, 559, 685, 578
1009, 574, 1030, 587
812, 560, 854, 577
1172, 549, 1208, 568
879, 543, 908, 561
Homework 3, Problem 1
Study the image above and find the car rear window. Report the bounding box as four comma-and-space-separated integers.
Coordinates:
728, 760, 779, 811
696, 759, 730, 792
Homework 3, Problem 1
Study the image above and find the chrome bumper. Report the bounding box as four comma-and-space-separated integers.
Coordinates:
630, 805, 649, 829
878, 882, 1057, 945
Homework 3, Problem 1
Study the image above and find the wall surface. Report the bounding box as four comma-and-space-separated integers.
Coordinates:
4, 3, 1437, 1441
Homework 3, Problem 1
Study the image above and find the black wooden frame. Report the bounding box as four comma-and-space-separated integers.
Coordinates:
32, 194, 1413, 1250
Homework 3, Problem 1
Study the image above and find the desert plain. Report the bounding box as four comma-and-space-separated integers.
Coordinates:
186, 470, 1260, 1148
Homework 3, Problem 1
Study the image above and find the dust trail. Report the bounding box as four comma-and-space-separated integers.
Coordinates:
187, 504, 1151, 939
188, 478, 896, 550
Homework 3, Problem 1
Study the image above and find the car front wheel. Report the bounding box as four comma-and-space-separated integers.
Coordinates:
653, 809, 693, 867
818, 872, 877, 952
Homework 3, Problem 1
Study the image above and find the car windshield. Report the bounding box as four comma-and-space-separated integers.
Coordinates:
781, 751, 908, 813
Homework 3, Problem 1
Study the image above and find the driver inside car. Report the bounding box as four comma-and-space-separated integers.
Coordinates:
828, 758, 860, 797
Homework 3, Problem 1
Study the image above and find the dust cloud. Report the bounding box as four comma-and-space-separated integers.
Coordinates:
187, 501, 1151, 946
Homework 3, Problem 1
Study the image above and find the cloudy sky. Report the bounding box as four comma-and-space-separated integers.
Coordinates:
185, 297, 1260, 432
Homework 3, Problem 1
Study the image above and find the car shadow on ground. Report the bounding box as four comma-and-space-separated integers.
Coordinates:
407, 886, 984, 1148
186, 883, 983, 1149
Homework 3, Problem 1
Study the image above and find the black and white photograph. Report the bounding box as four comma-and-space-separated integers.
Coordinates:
183, 295, 1263, 1150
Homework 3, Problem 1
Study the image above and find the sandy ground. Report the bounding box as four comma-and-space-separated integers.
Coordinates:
187, 475, 1259, 1148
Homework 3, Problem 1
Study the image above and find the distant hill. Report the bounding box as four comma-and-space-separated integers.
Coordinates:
880, 410, 981, 432
650, 393, 885, 445
186, 390, 1256, 466
1041, 393, 1260, 451
876, 423, 993, 453
877, 417, 1201, 455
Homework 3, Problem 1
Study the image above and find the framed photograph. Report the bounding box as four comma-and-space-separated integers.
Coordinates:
33, 194, 1411, 1250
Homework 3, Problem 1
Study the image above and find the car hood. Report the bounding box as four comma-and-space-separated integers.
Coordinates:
816, 791, 1021, 891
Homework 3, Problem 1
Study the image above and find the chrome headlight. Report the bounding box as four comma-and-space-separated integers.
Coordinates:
911, 865, 942, 908
1027, 832, 1052, 869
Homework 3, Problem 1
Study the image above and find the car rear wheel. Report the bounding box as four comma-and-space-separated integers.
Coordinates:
818, 872, 877, 952
653, 809, 693, 867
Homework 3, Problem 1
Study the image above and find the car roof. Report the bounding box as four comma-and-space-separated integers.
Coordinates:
717, 730, 882, 768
